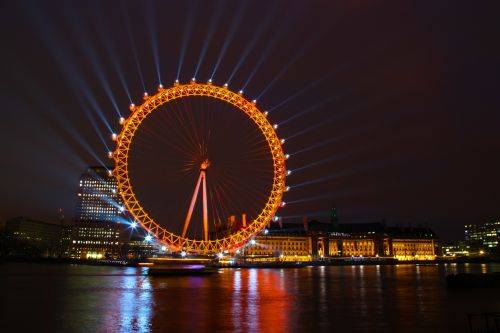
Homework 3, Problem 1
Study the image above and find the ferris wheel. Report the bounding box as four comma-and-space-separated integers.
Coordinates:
110, 81, 288, 254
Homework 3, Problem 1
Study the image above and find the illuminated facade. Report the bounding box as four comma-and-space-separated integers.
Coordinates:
465, 220, 500, 249
71, 166, 125, 259
70, 221, 121, 259
76, 166, 123, 221
339, 239, 376, 257
245, 236, 312, 261
391, 239, 436, 261
246, 220, 439, 262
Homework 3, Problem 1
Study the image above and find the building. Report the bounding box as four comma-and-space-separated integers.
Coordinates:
465, 220, 500, 250
70, 166, 126, 259
122, 232, 163, 260
243, 218, 439, 262
2, 217, 62, 257
76, 166, 123, 221
441, 241, 485, 257
71, 220, 122, 259
247, 235, 312, 262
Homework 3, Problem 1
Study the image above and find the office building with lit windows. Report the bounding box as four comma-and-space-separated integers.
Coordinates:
75, 166, 123, 221
465, 220, 500, 249
71, 166, 126, 259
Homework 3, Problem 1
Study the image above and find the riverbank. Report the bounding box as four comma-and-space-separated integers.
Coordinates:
2, 255, 497, 268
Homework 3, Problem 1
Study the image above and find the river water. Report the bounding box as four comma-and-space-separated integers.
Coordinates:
0, 262, 498, 332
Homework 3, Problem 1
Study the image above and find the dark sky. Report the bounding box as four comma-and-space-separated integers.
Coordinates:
1, 0, 499, 241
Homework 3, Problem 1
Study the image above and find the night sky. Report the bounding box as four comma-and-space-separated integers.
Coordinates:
1, 0, 499, 241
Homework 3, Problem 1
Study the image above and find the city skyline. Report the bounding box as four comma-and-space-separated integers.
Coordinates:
1, 1, 500, 242
1, 2, 499, 332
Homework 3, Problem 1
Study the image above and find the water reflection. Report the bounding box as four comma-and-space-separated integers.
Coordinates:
1, 263, 499, 332
118, 269, 153, 332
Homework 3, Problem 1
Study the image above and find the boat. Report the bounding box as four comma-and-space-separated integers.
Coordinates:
148, 264, 217, 276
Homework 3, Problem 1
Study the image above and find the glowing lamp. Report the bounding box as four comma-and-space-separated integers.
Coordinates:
131, 222, 137, 229
285, 154, 290, 160
145, 234, 152, 242
249, 239, 256, 246
273, 124, 278, 129
252, 99, 257, 104
191, 77, 196, 82
286, 170, 292, 176
264, 111, 269, 116
208, 79, 212, 83
280, 138, 285, 144
235, 249, 241, 254
129, 103, 135, 111
280, 201, 286, 207
180, 251, 187, 257
111, 133, 117, 141
119, 117, 125, 125
107, 151, 113, 158
217, 252, 224, 259
161, 246, 167, 252
285, 186, 290, 192
238, 90, 243, 94
223, 83, 228, 87
143, 92, 148, 97
273, 216, 280, 222
263, 229, 269, 235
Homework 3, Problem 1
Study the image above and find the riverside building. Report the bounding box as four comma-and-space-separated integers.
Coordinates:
245, 218, 439, 262
465, 220, 500, 250
70, 166, 125, 259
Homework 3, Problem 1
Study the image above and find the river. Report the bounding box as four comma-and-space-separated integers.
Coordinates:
0, 262, 498, 332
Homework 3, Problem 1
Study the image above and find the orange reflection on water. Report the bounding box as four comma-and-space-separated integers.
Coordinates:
231, 269, 291, 332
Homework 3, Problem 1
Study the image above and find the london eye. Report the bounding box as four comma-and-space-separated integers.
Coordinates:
111, 81, 288, 254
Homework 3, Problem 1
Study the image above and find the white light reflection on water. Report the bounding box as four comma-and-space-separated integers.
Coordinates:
247, 269, 260, 332
231, 269, 242, 331
118, 268, 152, 332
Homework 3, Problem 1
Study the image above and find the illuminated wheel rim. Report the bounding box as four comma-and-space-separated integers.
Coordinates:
112, 82, 287, 254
